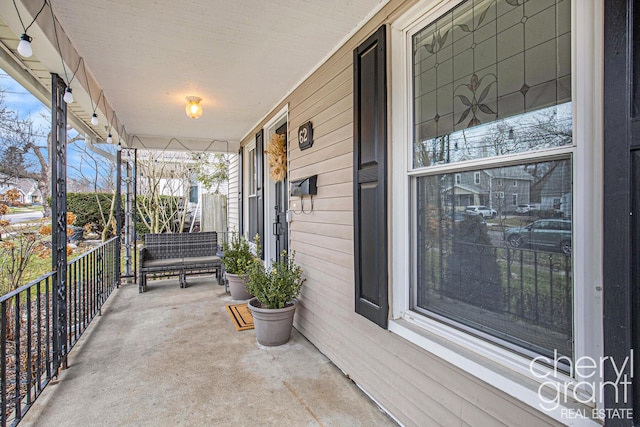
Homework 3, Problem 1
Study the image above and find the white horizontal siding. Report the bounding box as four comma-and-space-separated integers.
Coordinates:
238, 0, 564, 425
227, 153, 239, 234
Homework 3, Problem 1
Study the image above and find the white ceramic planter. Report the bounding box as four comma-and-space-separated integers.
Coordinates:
248, 298, 297, 346
226, 273, 252, 300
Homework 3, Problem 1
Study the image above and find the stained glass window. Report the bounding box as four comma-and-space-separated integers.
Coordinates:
412, 0, 571, 168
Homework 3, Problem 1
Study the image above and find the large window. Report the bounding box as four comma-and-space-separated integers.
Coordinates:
410, 0, 573, 362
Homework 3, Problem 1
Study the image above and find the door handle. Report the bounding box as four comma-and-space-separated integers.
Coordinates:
273, 222, 282, 236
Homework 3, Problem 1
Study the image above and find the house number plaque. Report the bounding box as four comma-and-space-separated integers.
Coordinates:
298, 121, 313, 151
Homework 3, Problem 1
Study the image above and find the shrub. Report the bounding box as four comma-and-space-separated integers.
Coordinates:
66, 193, 114, 229
246, 249, 305, 309
222, 233, 254, 275
444, 215, 503, 312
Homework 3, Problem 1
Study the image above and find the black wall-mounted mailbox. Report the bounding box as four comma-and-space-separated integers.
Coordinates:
290, 175, 317, 197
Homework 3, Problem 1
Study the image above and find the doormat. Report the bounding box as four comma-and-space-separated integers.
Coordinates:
225, 303, 254, 331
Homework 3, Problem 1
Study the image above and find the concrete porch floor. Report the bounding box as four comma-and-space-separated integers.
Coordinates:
20, 276, 396, 426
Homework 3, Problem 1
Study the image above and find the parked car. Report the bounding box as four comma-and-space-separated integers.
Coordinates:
504, 219, 572, 255
450, 211, 487, 229
465, 205, 497, 218
515, 204, 539, 214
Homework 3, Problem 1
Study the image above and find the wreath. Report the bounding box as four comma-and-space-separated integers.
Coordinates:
265, 133, 287, 182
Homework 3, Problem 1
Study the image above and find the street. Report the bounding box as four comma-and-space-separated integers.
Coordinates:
3, 211, 45, 224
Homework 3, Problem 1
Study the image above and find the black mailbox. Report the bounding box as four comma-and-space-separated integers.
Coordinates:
290, 175, 317, 197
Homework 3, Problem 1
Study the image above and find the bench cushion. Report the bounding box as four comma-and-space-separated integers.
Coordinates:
181, 256, 221, 266
142, 258, 184, 268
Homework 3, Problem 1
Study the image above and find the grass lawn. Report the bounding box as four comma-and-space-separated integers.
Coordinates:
8, 206, 44, 214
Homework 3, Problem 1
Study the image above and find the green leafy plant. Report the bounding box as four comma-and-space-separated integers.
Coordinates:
246, 248, 305, 309
221, 233, 254, 275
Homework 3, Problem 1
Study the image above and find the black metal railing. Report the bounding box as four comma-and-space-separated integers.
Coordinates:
65, 237, 119, 351
418, 241, 572, 358
0, 237, 119, 427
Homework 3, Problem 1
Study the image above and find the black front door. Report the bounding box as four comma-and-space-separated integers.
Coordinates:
274, 123, 288, 257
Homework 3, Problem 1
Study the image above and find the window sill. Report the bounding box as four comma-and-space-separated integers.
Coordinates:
389, 316, 602, 426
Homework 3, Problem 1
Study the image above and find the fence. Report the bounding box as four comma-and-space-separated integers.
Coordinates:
418, 242, 572, 358
0, 237, 119, 426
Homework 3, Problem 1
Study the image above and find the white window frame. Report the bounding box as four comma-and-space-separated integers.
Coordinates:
474, 171, 480, 184
390, 0, 603, 422
244, 139, 256, 240
512, 193, 518, 206
455, 173, 461, 185
246, 140, 256, 198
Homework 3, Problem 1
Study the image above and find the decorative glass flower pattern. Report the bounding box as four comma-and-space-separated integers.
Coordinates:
421, 29, 449, 55
455, 73, 496, 128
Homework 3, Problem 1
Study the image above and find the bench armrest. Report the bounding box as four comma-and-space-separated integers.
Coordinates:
139, 246, 148, 264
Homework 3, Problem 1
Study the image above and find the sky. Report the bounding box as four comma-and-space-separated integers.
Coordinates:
0, 67, 99, 180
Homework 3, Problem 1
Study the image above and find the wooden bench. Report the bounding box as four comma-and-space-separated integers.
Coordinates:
138, 231, 222, 293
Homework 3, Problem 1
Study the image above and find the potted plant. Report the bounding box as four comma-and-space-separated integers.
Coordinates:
246, 248, 305, 346
221, 233, 254, 300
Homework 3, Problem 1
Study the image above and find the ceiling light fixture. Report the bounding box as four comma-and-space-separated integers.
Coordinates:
91, 113, 99, 125
185, 96, 203, 119
106, 133, 113, 144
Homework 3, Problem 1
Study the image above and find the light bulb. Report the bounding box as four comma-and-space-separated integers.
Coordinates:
185, 96, 203, 119
106, 133, 113, 144
91, 113, 99, 125
63, 87, 74, 103
17, 34, 32, 58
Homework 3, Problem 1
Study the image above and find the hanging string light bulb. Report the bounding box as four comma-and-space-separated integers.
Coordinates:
13, 0, 46, 58
91, 113, 99, 125
17, 33, 32, 57
63, 87, 73, 103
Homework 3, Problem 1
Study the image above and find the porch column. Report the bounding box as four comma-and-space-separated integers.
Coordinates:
115, 146, 122, 287
50, 73, 67, 370
123, 148, 137, 281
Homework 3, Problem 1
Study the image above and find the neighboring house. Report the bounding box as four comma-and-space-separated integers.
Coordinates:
486, 167, 534, 214
0, 175, 42, 205
538, 161, 573, 218
227, 1, 614, 426
445, 167, 534, 214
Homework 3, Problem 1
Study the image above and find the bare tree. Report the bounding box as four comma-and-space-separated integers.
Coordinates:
136, 151, 194, 234
192, 153, 229, 194
68, 142, 118, 240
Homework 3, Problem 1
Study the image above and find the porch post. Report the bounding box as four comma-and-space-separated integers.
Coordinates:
50, 73, 68, 371
124, 149, 132, 280
133, 149, 137, 279
115, 146, 122, 287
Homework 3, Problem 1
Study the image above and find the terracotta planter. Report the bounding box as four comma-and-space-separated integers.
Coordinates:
227, 273, 252, 300
248, 298, 297, 346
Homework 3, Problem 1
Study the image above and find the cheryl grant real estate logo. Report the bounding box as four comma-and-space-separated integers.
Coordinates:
529, 350, 634, 420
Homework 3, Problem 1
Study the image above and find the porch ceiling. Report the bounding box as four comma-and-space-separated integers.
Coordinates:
0, 0, 386, 152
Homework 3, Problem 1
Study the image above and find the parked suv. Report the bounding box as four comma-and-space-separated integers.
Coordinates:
504, 219, 572, 255
515, 203, 540, 214
465, 205, 497, 218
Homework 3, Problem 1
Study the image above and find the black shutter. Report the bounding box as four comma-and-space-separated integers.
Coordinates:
238, 147, 243, 235
353, 26, 388, 328
255, 130, 265, 259
603, 1, 638, 423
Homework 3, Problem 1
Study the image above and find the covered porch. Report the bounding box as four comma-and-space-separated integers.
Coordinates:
0, 0, 396, 425
18, 276, 394, 426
